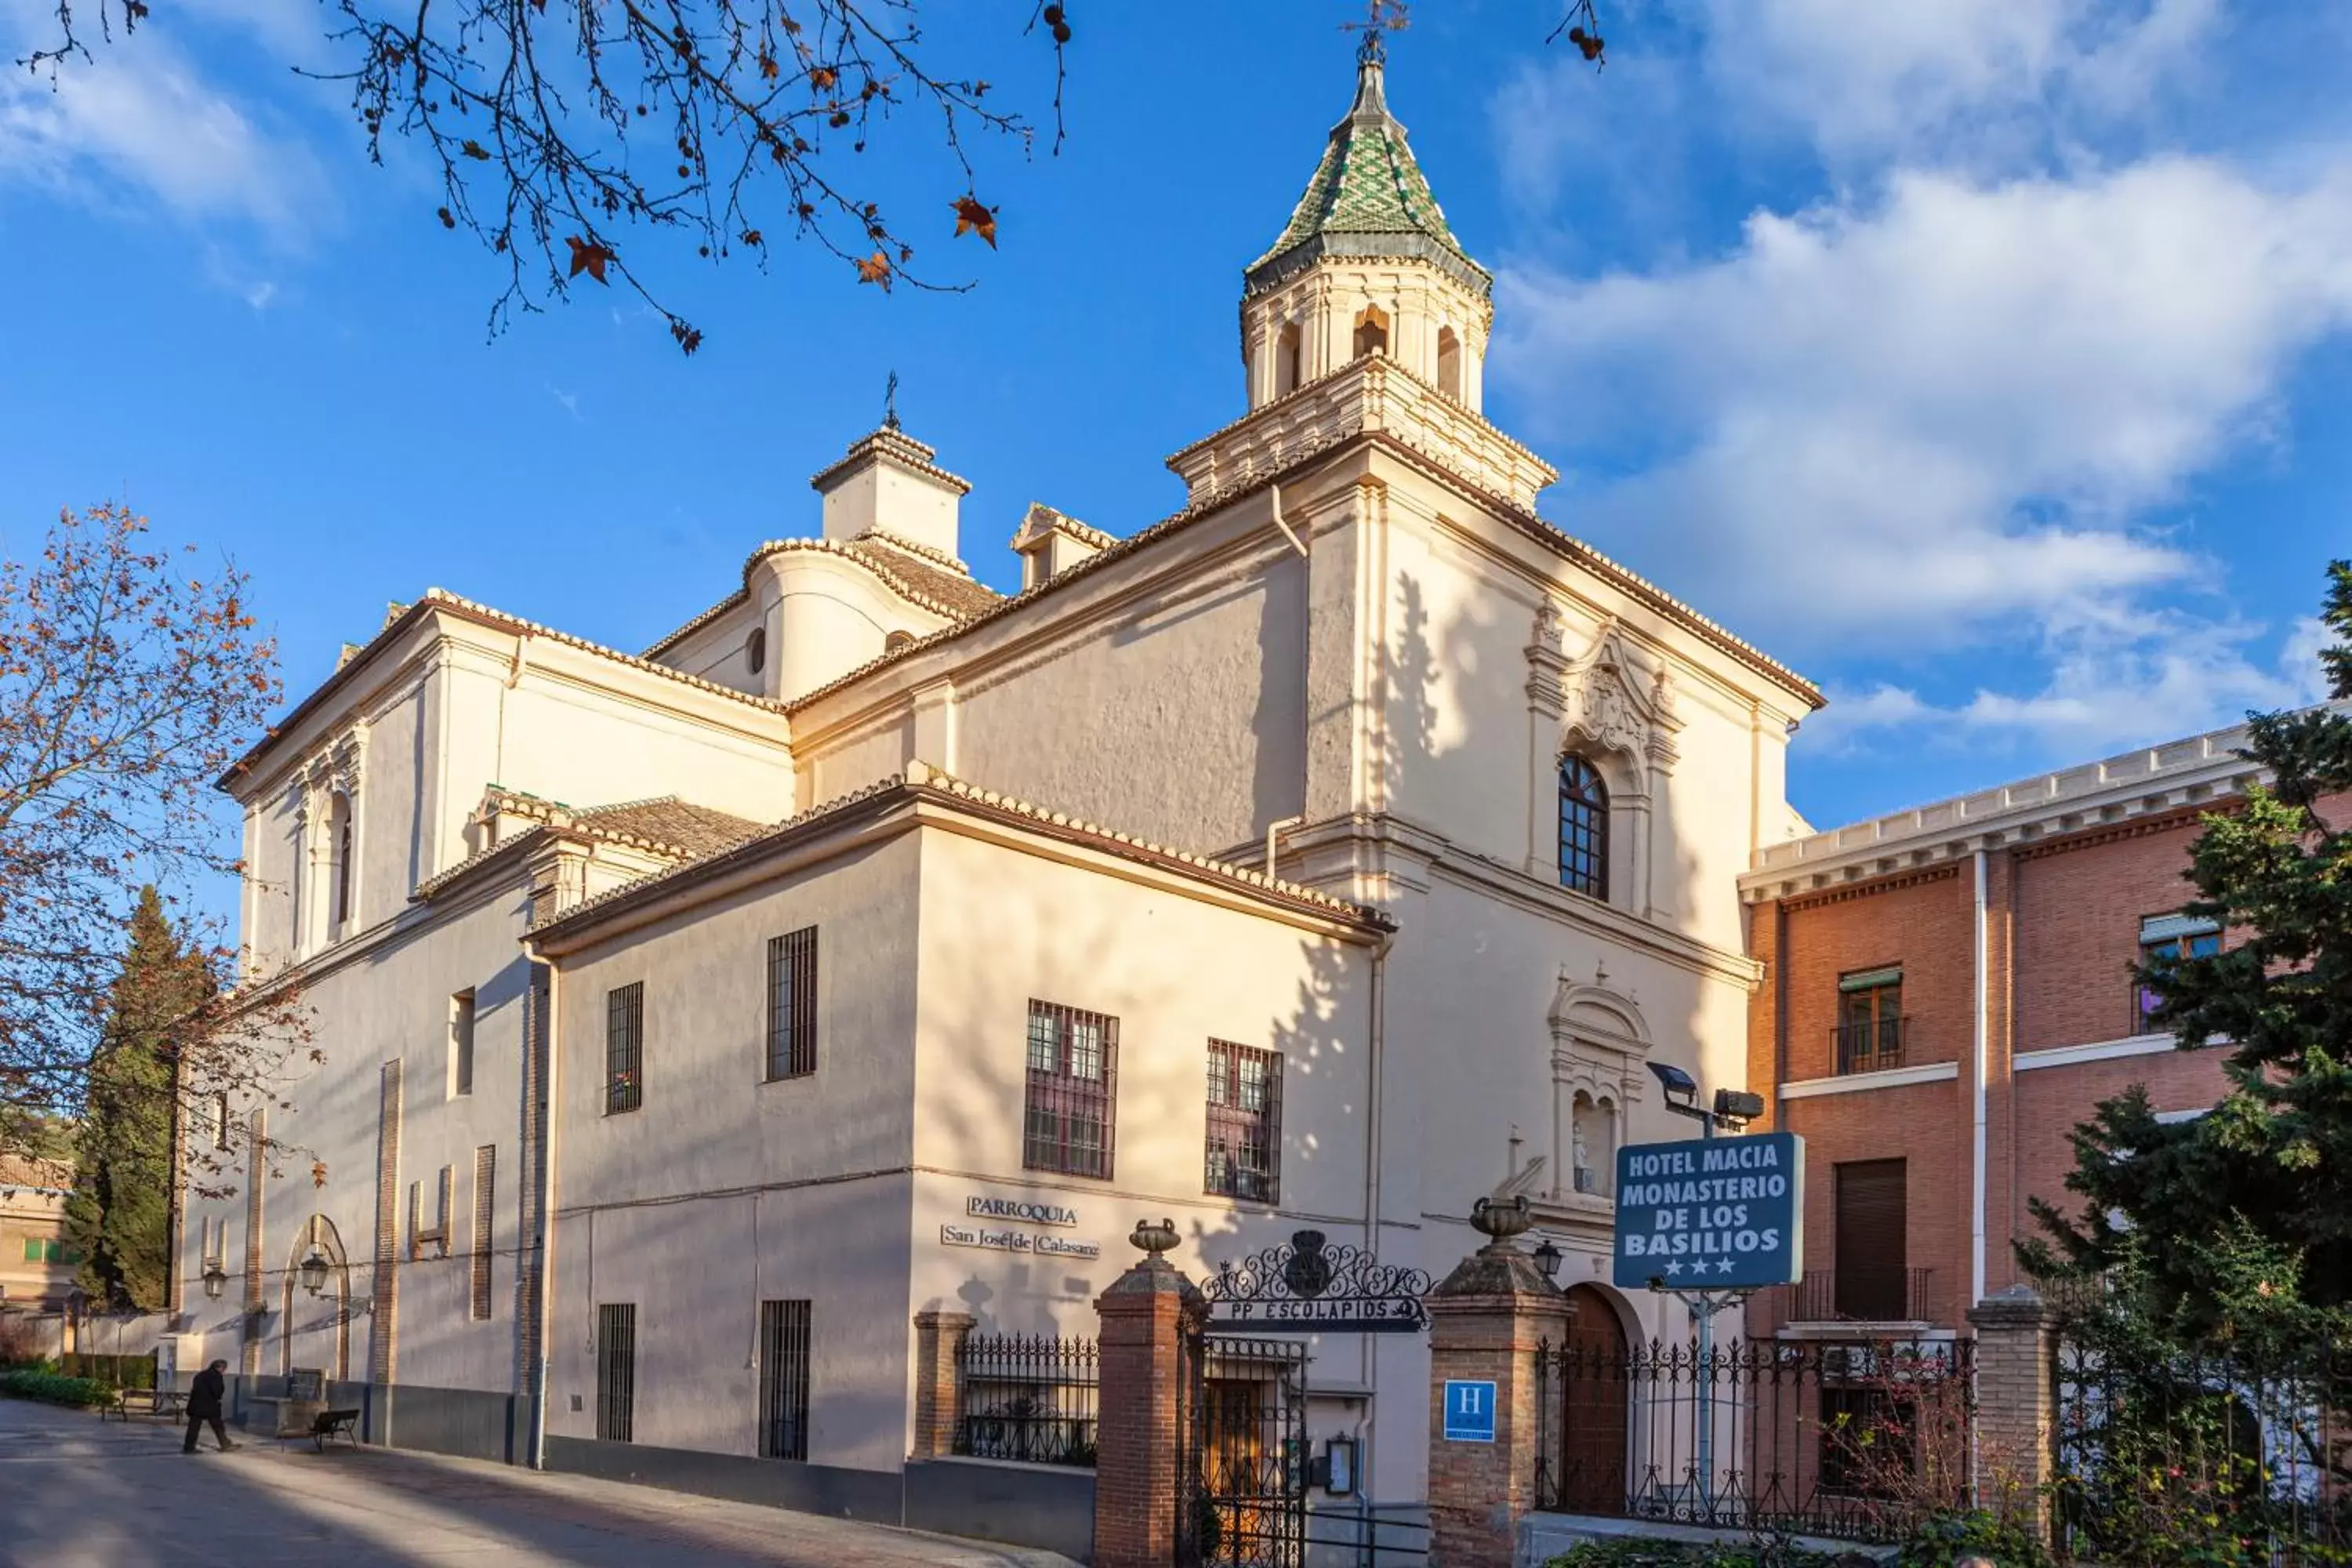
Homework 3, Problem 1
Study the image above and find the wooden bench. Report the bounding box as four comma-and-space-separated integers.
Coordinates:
107, 1388, 187, 1423
310, 1408, 362, 1452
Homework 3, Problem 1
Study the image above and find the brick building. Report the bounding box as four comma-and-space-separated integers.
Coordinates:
1736, 712, 2320, 1338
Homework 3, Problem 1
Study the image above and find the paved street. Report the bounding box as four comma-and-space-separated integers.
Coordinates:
0, 1399, 1078, 1568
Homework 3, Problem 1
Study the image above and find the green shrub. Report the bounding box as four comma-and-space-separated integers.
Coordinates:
1896, 1508, 2053, 1568
0, 1369, 115, 1408
1544, 1538, 1857, 1568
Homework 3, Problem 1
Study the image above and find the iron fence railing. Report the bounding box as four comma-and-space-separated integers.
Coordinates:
953, 1332, 1098, 1468
1532, 1334, 1973, 1544
1784, 1267, 1936, 1326
2053, 1335, 2352, 1563
1834, 1017, 1907, 1075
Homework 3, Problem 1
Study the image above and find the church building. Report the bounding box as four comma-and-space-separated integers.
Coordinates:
176, 42, 1822, 1534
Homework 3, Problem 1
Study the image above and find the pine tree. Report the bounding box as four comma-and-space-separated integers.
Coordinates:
64, 887, 210, 1311
2024, 561, 2352, 1329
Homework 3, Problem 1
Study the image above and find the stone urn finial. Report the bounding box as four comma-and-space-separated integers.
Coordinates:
1129, 1218, 1180, 1258
1471, 1195, 1533, 1250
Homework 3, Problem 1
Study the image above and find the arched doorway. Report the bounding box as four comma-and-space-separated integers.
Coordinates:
278, 1214, 351, 1382
1559, 1283, 1632, 1515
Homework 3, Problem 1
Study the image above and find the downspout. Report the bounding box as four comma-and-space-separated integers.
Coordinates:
1971, 849, 1988, 1311
1269, 483, 1309, 559
1265, 816, 1304, 878
524, 938, 562, 1470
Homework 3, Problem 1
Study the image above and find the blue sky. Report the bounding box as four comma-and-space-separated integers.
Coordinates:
4, 0, 2349, 852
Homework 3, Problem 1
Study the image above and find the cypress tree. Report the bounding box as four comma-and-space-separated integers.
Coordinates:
64, 887, 209, 1311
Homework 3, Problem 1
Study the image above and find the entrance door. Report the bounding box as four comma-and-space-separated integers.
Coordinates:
1178, 1335, 1307, 1568
1559, 1284, 1632, 1514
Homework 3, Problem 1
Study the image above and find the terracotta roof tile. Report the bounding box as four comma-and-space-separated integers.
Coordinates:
570, 797, 767, 858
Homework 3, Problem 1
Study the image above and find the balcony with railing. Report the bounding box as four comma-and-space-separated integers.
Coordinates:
1833, 1017, 1908, 1076
1782, 1266, 1937, 1328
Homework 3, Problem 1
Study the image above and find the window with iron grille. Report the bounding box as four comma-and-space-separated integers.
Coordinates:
1204, 1042, 1282, 1203
470, 1145, 495, 1320
766, 928, 818, 1081
605, 983, 644, 1115
597, 1303, 636, 1443
1022, 1001, 1117, 1180
758, 1299, 812, 1461
1559, 755, 1609, 898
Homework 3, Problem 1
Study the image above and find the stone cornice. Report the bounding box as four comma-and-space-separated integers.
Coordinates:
1166, 352, 1556, 514
1738, 707, 2347, 904
640, 536, 987, 660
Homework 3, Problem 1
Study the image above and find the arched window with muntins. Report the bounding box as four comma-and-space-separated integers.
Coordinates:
1558, 755, 1609, 898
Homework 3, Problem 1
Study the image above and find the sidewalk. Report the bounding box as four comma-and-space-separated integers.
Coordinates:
0, 1397, 1082, 1568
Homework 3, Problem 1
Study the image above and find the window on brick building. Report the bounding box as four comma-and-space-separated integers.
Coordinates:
1023, 1000, 1116, 1179
1559, 755, 1610, 899
1205, 1041, 1282, 1203
2136, 913, 2220, 1033
1832, 1158, 1909, 1320
1835, 967, 1904, 1074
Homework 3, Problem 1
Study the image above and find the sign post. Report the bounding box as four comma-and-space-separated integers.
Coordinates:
1611, 1125, 1804, 1512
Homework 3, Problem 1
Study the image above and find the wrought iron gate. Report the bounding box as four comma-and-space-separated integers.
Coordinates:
1178, 1330, 1310, 1568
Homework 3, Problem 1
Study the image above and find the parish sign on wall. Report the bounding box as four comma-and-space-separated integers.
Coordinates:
1610, 1131, 1804, 1292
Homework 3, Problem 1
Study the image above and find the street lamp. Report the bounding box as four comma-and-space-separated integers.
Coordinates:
1646, 1062, 1762, 1132
201, 1263, 227, 1301
1531, 1236, 1563, 1283
297, 1249, 331, 1297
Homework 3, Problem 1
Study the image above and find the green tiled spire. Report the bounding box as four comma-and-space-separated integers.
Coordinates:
1247, 53, 1492, 299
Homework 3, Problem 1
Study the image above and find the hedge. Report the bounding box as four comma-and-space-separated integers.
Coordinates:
0, 1369, 115, 1408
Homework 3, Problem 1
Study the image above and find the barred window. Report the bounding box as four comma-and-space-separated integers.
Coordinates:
1022, 1001, 1117, 1180
1205, 1042, 1282, 1203
766, 928, 818, 1081
470, 1145, 495, 1320
597, 1303, 637, 1443
606, 983, 644, 1115
758, 1299, 812, 1461
1559, 755, 1609, 898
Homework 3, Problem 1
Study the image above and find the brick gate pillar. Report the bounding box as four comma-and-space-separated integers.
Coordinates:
910, 1308, 975, 1460
1967, 1283, 2057, 1543
1424, 1199, 1573, 1568
1094, 1220, 1206, 1568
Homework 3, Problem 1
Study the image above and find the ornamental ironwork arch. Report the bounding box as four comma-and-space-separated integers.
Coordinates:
1199, 1229, 1432, 1335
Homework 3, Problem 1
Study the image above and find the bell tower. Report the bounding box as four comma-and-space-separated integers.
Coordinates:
1240, 32, 1493, 412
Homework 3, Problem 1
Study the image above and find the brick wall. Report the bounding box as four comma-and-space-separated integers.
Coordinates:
1778, 868, 1969, 1080
2013, 811, 2208, 1052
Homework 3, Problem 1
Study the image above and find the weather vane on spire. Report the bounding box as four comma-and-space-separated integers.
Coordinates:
1340, 0, 1406, 65
883, 369, 900, 430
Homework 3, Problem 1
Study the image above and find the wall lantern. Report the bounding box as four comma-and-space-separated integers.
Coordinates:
201, 1263, 227, 1301
1532, 1236, 1563, 1283
297, 1249, 332, 1297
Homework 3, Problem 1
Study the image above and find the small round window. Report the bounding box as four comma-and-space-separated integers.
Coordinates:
746, 627, 767, 673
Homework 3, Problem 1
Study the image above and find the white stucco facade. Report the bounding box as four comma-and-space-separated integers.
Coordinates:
178, 45, 1820, 1530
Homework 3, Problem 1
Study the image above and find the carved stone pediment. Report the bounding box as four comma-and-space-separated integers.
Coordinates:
1560, 619, 1681, 770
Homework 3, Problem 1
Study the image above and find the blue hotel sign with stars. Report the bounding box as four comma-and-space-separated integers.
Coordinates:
1610, 1131, 1805, 1292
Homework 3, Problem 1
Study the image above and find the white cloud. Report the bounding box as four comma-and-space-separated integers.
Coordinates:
1685, 0, 2222, 166
1497, 157, 2352, 651
0, 4, 333, 238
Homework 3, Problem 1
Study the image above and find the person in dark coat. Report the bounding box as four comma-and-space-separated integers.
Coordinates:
183, 1359, 237, 1454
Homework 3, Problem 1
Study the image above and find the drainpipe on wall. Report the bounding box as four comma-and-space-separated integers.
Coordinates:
1971, 849, 1988, 1311
1265, 816, 1303, 878
524, 940, 561, 1471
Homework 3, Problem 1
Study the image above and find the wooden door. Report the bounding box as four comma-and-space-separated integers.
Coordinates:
1561, 1284, 1632, 1514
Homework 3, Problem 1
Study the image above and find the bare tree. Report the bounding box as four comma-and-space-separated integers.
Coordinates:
17, 2, 1606, 355
0, 505, 313, 1192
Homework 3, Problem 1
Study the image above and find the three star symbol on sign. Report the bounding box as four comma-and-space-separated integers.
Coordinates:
1661, 1259, 1738, 1277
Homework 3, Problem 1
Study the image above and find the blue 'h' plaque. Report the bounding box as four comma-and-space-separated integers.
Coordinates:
1443, 1379, 1497, 1443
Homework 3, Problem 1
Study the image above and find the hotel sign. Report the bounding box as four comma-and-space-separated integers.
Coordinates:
1610, 1131, 1805, 1292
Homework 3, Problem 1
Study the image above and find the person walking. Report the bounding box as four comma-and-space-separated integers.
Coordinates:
182, 1359, 237, 1454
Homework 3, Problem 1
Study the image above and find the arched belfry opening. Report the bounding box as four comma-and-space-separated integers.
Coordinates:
1276, 322, 1303, 397
1352, 304, 1391, 360
1438, 325, 1463, 400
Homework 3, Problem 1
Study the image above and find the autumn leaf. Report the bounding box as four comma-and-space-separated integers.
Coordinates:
952, 194, 997, 249
566, 235, 615, 283
460, 139, 492, 161
810, 65, 837, 91
310, 1160, 328, 1189
758, 51, 778, 80
855, 251, 893, 290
